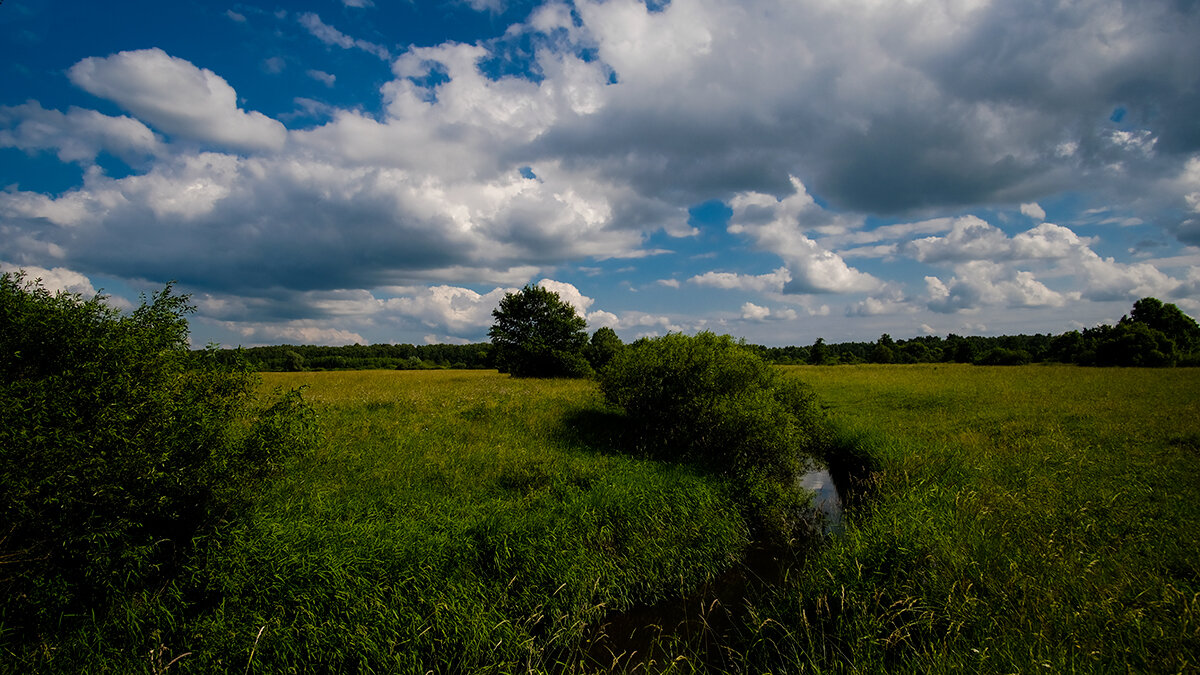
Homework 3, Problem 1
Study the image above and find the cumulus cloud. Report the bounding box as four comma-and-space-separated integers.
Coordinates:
908, 218, 1093, 263
1020, 202, 1046, 221
67, 49, 287, 152
689, 267, 789, 293
0, 261, 97, 296
906, 216, 1015, 263
387, 285, 511, 334
0, 101, 163, 164
741, 302, 771, 321
727, 177, 880, 294
925, 261, 1068, 314
4, 0, 1200, 345
232, 321, 367, 346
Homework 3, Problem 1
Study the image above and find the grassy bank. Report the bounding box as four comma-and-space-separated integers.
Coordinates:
739, 364, 1200, 673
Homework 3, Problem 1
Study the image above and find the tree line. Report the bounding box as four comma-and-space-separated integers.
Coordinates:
210, 341, 493, 371
208, 294, 1200, 372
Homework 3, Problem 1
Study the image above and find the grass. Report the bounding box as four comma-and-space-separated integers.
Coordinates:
6, 365, 1198, 673
6, 370, 748, 673
736, 364, 1200, 673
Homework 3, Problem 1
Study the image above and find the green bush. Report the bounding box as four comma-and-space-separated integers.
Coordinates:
598, 332, 826, 536
0, 272, 317, 634
974, 347, 1033, 366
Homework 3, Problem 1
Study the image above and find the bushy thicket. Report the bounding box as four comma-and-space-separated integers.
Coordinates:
598, 332, 826, 537
0, 273, 317, 635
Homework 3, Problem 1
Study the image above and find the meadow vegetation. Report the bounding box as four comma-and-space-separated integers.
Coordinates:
0, 273, 316, 649
3, 274, 1196, 672
750, 364, 1200, 673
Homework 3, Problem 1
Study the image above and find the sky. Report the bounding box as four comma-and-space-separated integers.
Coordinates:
2, 0, 1199, 348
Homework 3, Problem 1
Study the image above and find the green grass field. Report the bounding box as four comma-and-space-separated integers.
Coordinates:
762, 364, 1200, 673
10, 365, 1198, 673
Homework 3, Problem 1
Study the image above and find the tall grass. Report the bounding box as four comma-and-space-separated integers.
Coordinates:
8, 371, 749, 673
10, 365, 1197, 673
735, 364, 1200, 673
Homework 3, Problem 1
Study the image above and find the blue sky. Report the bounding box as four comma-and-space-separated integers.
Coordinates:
3, 0, 1199, 347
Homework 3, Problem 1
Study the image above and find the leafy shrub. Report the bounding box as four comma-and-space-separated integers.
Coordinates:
0, 272, 317, 634
598, 332, 826, 537
584, 326, 624, 371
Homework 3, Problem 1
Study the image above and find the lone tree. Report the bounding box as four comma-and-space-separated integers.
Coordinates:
489, 284, 590, 378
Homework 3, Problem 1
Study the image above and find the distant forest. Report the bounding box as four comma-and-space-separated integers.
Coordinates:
207, 297, 1199, 371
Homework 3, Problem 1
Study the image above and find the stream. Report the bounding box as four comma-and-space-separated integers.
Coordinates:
581, 463, 848, 670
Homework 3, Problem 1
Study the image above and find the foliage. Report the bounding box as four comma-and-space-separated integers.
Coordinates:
741, 297, 1199, 368
1126, 296, 1200, 352
488, 284, 590, 378
1092, 321, 1178, 367
583, 325, 623, 371
206, 341, 492, 371
974, 346, 1033, 365
598, 332, 827, 537
0, 272, 317, 637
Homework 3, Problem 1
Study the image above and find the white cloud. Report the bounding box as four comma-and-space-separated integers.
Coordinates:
0, 101, 163, 164
1011, 222, 1089, 259
464, 0, 505, 12
587, 309, 620, 329
1020, 202, 1046, 221
741, 301, 771, 321
906, 216, 1012, 263
688, 267, 789, 293
925, 261, 1068, 313
727, 177, 879, 294
536, 278, 594, 316
298, 13, 390, 60
67, 49, 286, 153
1074, 252, 1181, 301
840, 244, 898, 260
908, 218, 1094, 263
828, 218, 954, 247
235, 322, 367, 346
387, 286, 511, 334
0, 261, 97, 296
307, 69, 336, 87
846, 296, 910, 317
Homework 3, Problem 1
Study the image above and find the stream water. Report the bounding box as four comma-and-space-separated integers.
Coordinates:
796, 464, 844, 534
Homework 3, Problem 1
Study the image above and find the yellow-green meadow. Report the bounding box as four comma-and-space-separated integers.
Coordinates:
8, 366, 1197, 672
